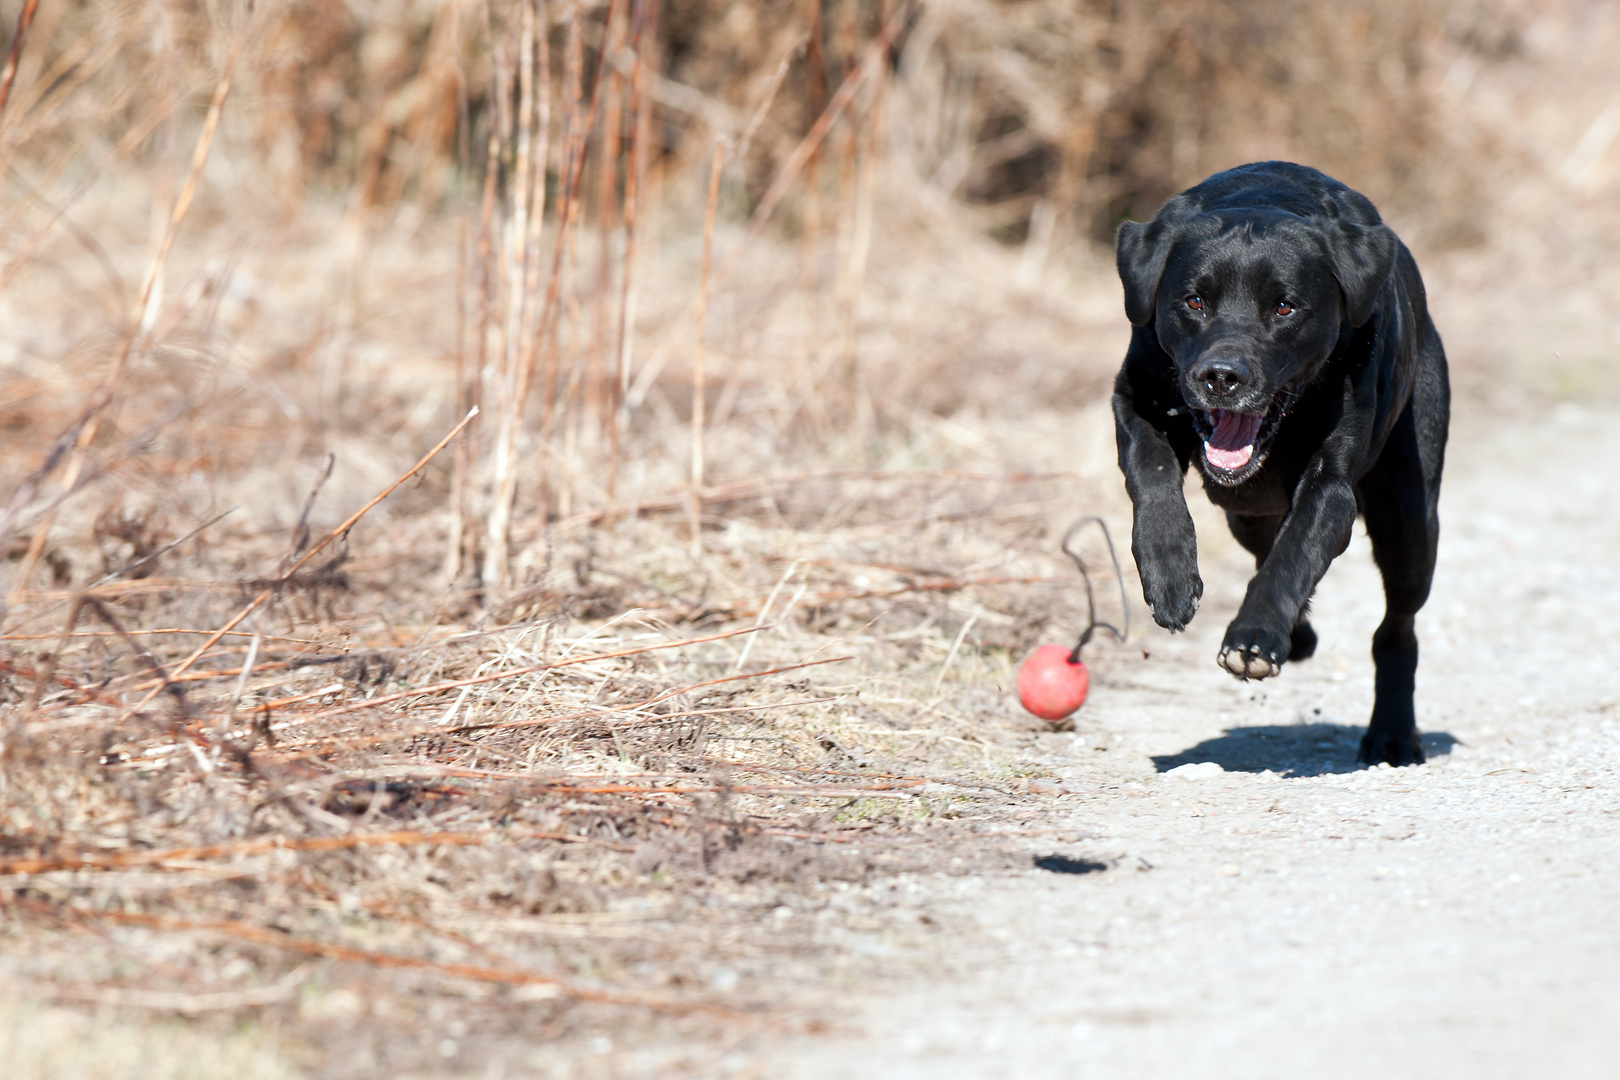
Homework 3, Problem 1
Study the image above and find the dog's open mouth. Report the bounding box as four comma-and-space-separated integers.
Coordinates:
1192, 393, 1290, 485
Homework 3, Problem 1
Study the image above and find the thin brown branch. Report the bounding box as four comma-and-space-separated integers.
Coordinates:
39, 907, 749, 1018
715, 0, 918, 289
0, 0, 40, 122
117, 407, 479, 722
270, 655, 848, 756
554, 467, 1071, 531
0, 827, 631, 876
0, 34, 242, 568
267, 623, 766, 729
690, 136, 723, 550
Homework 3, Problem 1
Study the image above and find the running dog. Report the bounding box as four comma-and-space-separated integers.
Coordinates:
1112, 161, 1449, 766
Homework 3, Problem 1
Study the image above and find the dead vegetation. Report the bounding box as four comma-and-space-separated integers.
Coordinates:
1, 0, 1619, 1075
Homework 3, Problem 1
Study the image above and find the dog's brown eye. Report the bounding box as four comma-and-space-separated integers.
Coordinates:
1186, 296, 1204, 312
1275, 300, 1295, 317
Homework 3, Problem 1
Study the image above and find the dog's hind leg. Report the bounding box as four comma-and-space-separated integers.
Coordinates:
1356, 401, 1444, 766
1228, 513, 1317, 661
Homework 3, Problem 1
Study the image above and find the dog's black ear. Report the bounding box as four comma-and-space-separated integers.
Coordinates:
1116, 217, 1176, 326
1326, 222, 1397, 327
1320, 188, 1399, 327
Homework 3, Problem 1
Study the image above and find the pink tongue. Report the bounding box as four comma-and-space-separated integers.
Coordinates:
1204, 409, 1263, 471
1206, 444, 1252, 470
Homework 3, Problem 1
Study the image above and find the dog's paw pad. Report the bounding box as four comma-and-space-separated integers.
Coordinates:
1218, 643, 1280, 680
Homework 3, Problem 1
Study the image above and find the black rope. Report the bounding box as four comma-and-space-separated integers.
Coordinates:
1059, 516, 1129, 665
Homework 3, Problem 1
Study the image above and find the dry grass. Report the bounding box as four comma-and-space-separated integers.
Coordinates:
2, 0, 1620, 1075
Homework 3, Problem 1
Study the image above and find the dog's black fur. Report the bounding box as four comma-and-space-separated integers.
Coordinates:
1111, 162, 1449, 766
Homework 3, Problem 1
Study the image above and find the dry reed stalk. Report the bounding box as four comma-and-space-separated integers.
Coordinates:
84, 597, 193, 725
0, 34, 241, 617
706, 36, 804, 433
591, 1, 626, 435
622, 0, 914, 410
461, 3, 515, 585
375, 3, 465, 207
487, 0, 622, 591
16, 593, 82, 717
221, 458, 333, 731
736, 0, 915, 258
0, 0, 40, 123
831, 0, 860, 403
0, 13, 129, 178
800, 0, 827, 367
483, 0, 544, 595
607, 0, 658, 499
549, 0, 585, 522
0, 7, 153, 224
559, 192, 585, 520
8, 421, 96, 612
844, 1, 889, 430
116, 407, 479, 723
0, 87, 183, 298
689, 137, 724, 552
444, 5, 479, 583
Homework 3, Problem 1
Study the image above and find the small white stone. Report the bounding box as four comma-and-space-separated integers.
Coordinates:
1166, 761, 1225, 778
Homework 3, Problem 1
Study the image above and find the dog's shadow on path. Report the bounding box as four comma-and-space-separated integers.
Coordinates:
1151, 722, 1459, 777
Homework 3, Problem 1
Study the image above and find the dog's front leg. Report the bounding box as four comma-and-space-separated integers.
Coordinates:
1219, 376, 1375, 679
1113, 377, 1201, 632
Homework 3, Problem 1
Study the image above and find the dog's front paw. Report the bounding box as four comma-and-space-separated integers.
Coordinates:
1132, 502, 1201, 632
1357, 728, 1425, 767
1141, 566, 1202, 633
1218, 622, 1290, 680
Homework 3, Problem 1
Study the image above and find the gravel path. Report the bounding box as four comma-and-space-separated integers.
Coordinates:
767, 401, 1620, 1079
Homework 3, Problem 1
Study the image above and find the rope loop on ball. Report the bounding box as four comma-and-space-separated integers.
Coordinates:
1060, 515, 1129, 664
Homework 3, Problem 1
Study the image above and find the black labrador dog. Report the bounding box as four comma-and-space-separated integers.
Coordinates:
1111, 162, 1449, 766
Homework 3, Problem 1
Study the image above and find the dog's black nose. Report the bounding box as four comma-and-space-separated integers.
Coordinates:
1193, 357, 1250, 399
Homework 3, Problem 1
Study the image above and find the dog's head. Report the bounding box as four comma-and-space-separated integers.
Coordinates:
1115, 162, 1398, 486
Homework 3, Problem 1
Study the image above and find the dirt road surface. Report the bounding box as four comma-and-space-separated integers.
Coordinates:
749, 401, 1620, 1079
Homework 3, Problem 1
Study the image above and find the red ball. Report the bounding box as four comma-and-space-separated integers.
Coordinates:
1017, 643, 1090, 720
